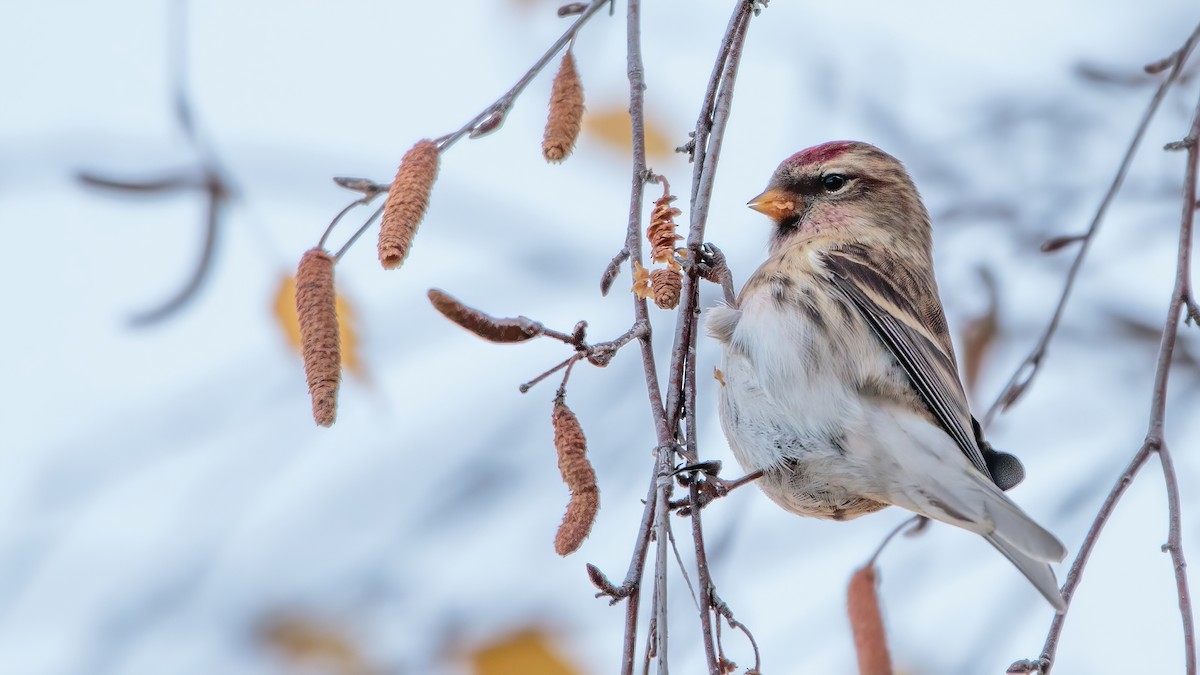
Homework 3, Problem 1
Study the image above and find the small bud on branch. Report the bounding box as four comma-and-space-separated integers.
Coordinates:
295, 248, 341, 427
333, 176, 389, 195
557, 2, 589, 17
1040, 233, 1087, 253
468, 109, 506, 139
379, 139, 440, 270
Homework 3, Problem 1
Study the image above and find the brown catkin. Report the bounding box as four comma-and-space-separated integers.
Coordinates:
295, 248, 341, 427
647, 194, 683, 270
427, 288, 543, 343
378, 139, 440, 270
542, 51, 584, 163
847, 565, 893, 675
552, 399, 599, 555
650, 268, 681, 310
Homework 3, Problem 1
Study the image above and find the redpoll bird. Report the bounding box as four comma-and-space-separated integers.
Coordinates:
706, 141, 1067, 611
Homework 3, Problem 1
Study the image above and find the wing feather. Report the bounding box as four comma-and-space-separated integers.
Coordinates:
821, 249, 992, 481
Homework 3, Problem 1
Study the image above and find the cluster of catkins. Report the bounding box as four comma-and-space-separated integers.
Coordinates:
292, 46, 716, 555
293, 49, 588, 428
633, 187, 684, 310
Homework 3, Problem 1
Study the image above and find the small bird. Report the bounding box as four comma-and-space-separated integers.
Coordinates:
705, 141, 1067, 611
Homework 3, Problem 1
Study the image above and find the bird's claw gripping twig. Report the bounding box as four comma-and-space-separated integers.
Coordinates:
694, 242, 737, 305
670, 466, 763, 515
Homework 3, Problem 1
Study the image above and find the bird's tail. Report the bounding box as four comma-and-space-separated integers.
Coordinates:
986, 531, 1067, 613
861, 404, 1067, 610
975, 474, 1067, 612
920, 470, 1068, 612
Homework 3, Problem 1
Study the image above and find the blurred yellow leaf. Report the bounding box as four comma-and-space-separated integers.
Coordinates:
260, 615, 372, 675
583, 105, 675, 161
471, 628, 579, 675
274, 274, 362, 377
959, 268, 999, 400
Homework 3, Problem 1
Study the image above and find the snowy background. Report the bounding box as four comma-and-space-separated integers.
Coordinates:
3, 1, 1200, 673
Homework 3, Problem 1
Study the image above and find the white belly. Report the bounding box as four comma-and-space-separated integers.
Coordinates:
707, 288, 894, 519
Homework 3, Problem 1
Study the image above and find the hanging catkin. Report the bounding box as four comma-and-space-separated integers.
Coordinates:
379, 139, 440, 270
647, 193, 683, 270
649, 268, 681, 310
631, 185, 684, 309
552, 398, 599, 555
542, 50, 585, 163
427, 289, 543, 343
295, 247, 341, 427
847, 564, 893, 675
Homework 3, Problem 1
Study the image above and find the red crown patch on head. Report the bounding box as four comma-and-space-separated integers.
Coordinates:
785, 140, 861, 167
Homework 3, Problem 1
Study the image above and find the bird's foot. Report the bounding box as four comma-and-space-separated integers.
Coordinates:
670, 464, 763, 515
692, 242, 737, 306
1006, 657, 1050, 674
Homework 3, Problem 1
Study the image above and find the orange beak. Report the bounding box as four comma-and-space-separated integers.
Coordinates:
747, 188, 801, 222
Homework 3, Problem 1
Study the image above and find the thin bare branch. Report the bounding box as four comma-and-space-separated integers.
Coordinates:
128, 176, 228, 326
714, 593, 762, 674
602, 247, 632, 296
1011, 444, 1155, 674
436, 0, 613, 152
653, 451, 673, 675
1160, 443, 1196, 675
660, 4, 762, 673
80, 0, 236, 326
332, 204, 385, 262
616, 0, 659, 666
665, 1, 754, 432
76, 171, 200, 194
689, 479, 720, 673
984, 21, 1200, 427
519, 354, 580, 393
1012, 33, 1200, 675
323, 0, 612, 264
867, 515, 926, 568
322, 193, 387, 252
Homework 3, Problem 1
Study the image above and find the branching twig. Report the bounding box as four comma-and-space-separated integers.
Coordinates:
604, 2, 762, 673
434, 0, 613, 153
660, 3, 761, 673
983, 21, 1200, 427
325, 0, 614, 267
1009, 35, 1200, 675
664, 1, 755, 433
517, 320, 650, 392
78, 0, 237, 326
866, 515, 927, 568
714, 592, 762, 674
319, 177, 390, 258
690, 481, 719, 672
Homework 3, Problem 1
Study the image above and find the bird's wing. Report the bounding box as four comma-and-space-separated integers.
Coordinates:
819, 248, 991, 481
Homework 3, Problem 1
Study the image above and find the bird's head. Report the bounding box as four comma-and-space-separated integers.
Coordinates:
749, 141, 931, 252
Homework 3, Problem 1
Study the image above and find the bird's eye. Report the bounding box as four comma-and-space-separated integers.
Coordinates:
821, 174, 847, 192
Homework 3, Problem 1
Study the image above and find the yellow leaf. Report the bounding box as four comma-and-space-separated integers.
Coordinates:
274, 273, 362, 377
471, 628, 579, 675
583, 105, 675, 161
260, 615, 371, 675
631, 260, 652, 300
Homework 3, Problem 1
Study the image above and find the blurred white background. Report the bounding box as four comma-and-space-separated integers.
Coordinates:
2, 1, 1199, 673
